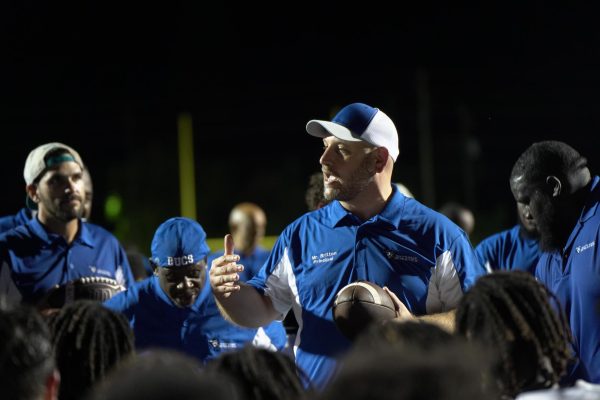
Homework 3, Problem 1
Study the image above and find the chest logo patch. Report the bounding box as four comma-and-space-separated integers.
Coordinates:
575, 241, 595, 254
385, 250, 419, 263
312, 251, 337, 264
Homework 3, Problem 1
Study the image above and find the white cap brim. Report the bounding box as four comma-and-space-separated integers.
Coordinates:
306, 120, 363, 142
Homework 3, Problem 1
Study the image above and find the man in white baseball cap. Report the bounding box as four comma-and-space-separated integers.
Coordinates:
210, 102, 485, 388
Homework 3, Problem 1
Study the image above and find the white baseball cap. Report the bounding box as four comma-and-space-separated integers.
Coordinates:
24, 142, 84, 185
306, 102, 399, 162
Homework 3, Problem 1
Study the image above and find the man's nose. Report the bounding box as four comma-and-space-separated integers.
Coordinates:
320, 146, 333, 166
65, 178, 78, 192
177, 278, 194, 289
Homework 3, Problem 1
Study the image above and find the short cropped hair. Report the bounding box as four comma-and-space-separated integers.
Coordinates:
206, 346, 309, 400
87, 349, 239, 400
511, 141, 587, 185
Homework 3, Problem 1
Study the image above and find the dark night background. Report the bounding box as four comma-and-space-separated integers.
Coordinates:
1, 3, 598, 252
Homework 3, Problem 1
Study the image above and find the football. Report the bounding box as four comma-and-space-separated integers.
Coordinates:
39, 276, 126, 309
332, 280, 397, 341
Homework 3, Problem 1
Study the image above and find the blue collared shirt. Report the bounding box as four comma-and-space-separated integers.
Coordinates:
474, 224, 541, 273
535, 175, 600, 384
104, 273, 276, 363
0, 217, 133, 304
247, 185, 485, 388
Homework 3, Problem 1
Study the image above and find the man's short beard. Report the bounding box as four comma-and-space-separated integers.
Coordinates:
40, 197, 82, 223
535, 195, 570, 252
324, 157, 374, 202
55, 207, 82, 222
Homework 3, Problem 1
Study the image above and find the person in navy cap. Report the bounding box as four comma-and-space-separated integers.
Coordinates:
210, 103, 486, 388
104, 217, 282, 364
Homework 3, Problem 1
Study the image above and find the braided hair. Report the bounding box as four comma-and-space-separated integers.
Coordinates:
50, 300, 134, 400
455, 270, 572, 398
206, 346, 310, 400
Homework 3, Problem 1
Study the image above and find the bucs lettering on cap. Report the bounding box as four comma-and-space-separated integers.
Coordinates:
166, 255, 195, 267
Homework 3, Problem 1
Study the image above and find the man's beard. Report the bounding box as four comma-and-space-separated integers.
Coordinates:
40, 194, 83, 222
324, 157, 374, 202
534, 194, 571, 252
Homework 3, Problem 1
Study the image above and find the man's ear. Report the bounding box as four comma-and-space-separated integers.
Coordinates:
373, 147, 389, 173
26, 184, 39, 204
546, 175, 562, 198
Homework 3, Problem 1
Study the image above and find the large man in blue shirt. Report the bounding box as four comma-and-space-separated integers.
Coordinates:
105, 217, 284, 364
510, 141, 600, 384
209, 103, 485, 388
475, 163, 541, 274
0, 143, 132, 308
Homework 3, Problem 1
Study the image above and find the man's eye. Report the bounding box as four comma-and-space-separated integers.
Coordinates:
187, 271, 202, 279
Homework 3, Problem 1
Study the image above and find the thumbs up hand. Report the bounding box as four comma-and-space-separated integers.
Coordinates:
210, 234, 244, 298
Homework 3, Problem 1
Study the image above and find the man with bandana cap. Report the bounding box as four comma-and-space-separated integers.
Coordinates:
104, 217, 282, 363
0, 142, 132, 309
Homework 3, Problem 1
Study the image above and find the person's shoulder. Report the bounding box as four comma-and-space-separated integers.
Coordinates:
82, 221, 113, 235
82, 222, 124, 244
280, 206, 330, 233
0, 220, 37, 248
401, 198, 465, 237
476, 225, 517, 247
0, 213, 17, 232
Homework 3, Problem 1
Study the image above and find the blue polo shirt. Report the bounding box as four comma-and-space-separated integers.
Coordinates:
0, 217, 133, 304
247, 186, 485, 388
208, 246, 287, 350
535, 175, 600, 384
474, 224, 541, 274
0, 208, 33, 234
104, 273, 279, 363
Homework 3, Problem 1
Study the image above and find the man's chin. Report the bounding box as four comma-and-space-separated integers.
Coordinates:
58, 206, 83, 220
538, 233, 564, 252
173, 295, 198, 308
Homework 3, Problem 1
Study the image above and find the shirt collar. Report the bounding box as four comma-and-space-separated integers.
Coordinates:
579, 175, 600, 223
29, 217, 93, 248
77, 222, 94, 247
327, 184, 406, 229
